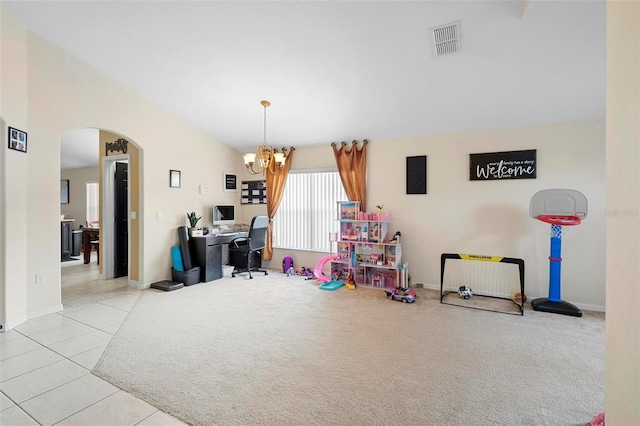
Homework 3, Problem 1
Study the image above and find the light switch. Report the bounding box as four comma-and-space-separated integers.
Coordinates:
199, 185, 210, 195
156, 211, 162, 219
130, 211, 137, 219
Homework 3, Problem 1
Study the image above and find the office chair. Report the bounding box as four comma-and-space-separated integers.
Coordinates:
229, 215, 269, 279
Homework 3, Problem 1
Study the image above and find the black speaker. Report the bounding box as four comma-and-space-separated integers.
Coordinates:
406, 155, 427, 194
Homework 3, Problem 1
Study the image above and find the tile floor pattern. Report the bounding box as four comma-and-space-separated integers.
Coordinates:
0, 254, 188, 425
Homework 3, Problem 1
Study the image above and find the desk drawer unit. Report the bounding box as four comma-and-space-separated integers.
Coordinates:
191, 236, 222, 282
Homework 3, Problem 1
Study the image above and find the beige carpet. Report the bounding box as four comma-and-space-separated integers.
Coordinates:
93, 273, 605, 426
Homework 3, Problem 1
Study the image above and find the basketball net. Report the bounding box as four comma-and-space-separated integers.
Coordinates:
537, 215, 581, 239
537, 222, 569, 239
551, 223, 566, 239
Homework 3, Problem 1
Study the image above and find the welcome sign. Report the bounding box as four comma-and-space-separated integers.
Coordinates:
469, 149, 536, 181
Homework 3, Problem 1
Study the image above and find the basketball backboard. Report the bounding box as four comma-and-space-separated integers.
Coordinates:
529, 189, 588, 220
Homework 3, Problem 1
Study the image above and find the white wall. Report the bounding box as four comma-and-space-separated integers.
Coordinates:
262, 121, 605, 311
0, 4, 607, 330
4, 3, 638, 421
0, 6, 30, 329
374, 121, 605, 311
60, 167, 99, 227
605, 1, 640, 422
0, 6, 244, 328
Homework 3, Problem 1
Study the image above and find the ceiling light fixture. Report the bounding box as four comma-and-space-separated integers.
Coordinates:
243, 100, 287, 175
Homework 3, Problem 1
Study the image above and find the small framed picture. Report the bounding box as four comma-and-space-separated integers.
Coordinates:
60, 180, 69, 204
8, 127, 27, 153
224, 172, 237, 192
170, 170, 181, 188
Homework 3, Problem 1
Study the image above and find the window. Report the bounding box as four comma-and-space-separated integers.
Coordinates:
273, 171, 348, 252
86, 182, 99, 224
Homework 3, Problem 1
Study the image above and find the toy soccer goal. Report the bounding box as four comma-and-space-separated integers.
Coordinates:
440, 253, 525, 315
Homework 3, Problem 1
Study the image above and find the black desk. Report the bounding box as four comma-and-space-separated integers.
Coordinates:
190, 233, 247, 282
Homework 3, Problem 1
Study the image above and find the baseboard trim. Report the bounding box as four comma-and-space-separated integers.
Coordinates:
1, 314, 27, 332
29, 303, 64, 319
1, 303, 64, 332
129, 279, 145, 290
573, 302, 605, 313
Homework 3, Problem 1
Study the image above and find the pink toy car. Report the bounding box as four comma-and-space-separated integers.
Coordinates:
385, 287, 417, 303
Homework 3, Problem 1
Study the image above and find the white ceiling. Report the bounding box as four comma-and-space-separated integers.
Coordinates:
5, 1, 605, 170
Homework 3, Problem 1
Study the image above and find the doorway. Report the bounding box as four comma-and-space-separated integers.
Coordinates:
59, 128, 142, 289
114, 161, 128, 278
102, 155, 130, 280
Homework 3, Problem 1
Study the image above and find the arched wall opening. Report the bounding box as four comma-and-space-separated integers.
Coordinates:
59, 128, 143, 287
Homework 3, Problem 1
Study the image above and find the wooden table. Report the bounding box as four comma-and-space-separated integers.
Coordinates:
83, 228, 99, 264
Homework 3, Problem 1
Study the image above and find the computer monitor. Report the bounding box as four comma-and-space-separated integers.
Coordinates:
213, 204, 235, 228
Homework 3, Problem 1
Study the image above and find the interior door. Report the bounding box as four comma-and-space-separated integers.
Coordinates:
114, 162, 128, 278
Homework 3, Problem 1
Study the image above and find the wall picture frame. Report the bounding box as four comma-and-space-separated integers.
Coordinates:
241, 180, 267, 204
170, 170, 181, 188
223, 172, 237, 192
469, 149, 537, 181
406, 155, 427, 194
60, 179, 69, 204
8, 127, 27, 153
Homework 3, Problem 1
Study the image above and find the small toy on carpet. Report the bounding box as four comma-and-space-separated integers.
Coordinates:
297, 267, 315, 280
385, 287, 417, 303
282, 256, 294, 273
345, 275, 356, 290
458, 285, 473, 299
514, 292, 527, 303
590, 411, 604, 426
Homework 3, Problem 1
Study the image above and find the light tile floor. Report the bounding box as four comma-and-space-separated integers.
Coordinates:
0, 254, 188, 425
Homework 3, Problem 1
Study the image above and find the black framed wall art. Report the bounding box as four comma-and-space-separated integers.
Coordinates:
224, 172, 237, 191
469, 149, 537, 181
241, 180, 267, 204
170, 170, 181, 188
406, 155, 427, 194
8, 127, 27, 153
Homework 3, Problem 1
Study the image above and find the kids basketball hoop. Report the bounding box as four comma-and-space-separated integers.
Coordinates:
529, 189, 588, 317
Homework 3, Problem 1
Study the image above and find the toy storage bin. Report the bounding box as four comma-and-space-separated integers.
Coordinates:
171, 266, 201, 286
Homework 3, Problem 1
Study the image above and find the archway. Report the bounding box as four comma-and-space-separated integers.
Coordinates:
59, 128, 143, 289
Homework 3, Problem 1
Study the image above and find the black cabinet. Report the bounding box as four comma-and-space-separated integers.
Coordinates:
190, 236, 223, 282
72, 229, 83, 257
61, 221, 72, 261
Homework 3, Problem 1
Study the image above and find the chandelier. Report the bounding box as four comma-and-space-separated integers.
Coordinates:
243, 100, 287, 175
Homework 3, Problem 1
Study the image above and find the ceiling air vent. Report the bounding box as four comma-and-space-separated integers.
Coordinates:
431, 21, 460, 57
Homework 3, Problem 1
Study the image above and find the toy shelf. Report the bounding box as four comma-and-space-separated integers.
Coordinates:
331, 201, 408, 289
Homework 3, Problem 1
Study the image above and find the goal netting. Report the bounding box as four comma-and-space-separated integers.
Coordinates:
440, 253, 525, 315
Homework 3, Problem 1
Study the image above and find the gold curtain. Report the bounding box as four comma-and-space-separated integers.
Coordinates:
332, 140, 368, 211
264, 148, 295, 260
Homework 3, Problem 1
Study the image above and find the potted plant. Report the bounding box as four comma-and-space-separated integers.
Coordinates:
187, 212, 202, 236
